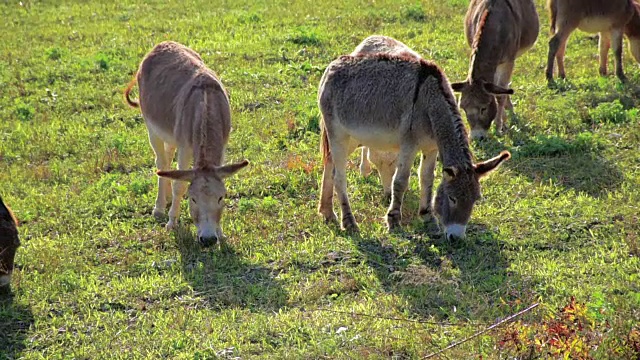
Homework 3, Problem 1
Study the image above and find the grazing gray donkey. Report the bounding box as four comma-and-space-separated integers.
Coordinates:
317, 49, 511, 240
125, 41, 248, 247
351, 35, 420, 199
546, 0, 640, 82
452, 0, 539, 139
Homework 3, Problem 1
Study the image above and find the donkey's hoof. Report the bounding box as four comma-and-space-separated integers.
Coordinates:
152, 208, 166, 220
342, 216, 359, 233
320, 211, 339, 225
165, 219, 178, 231
386, 212, 402, 231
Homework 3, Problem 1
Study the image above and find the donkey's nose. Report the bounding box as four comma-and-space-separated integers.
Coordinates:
198, 235, 218, 247
445, 224, 466, 241
470, 129, 487, 140
0, 273, 12, 288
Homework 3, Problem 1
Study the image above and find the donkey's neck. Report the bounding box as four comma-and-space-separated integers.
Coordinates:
468, 8, 501, 82
424, 78, 473, 168
193, 91, 226, 169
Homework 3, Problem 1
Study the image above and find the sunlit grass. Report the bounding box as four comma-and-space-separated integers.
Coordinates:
0, 0, 639, 358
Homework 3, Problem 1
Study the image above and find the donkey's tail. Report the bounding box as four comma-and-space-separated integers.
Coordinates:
548, 0, 557, 33
124, 76, 139, 108
319, 117, 332, 166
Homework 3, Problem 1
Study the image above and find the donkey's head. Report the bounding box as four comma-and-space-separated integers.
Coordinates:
433, 151, 510, 240
451, 80, 513, 139
0, 196, 19, 288
157, 160, 249, 246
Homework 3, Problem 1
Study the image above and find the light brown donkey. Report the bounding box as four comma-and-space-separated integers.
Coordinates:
546, 0, 640, 82
452, 0, 539, 139
125, 41, 248, 247
0, 195, 20, 288
318, 50, 510, 240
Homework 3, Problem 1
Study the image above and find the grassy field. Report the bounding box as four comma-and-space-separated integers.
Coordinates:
1, 0, 639, 358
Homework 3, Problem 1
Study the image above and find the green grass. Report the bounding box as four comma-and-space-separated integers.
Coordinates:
1, 0, 639, 358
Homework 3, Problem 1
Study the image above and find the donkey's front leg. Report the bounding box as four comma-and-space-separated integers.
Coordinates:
148, 133, 171, 219
418, 150, 438, 222
386, 146, 418, 230
166, 147, 192, 230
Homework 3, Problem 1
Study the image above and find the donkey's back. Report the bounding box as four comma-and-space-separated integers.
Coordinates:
319, 55, 437, 150
130, 41, 228, 147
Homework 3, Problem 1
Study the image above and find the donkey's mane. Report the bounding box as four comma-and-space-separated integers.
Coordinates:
470, 8, 491, 66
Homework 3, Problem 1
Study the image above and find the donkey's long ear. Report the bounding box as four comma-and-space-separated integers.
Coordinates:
474, 151, 511, 178
450, 81, 469, 92
157, 169, 196, 182
215, 160, 249, 179
483, 82, 514, 95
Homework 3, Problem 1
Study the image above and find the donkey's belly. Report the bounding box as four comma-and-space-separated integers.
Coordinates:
342, 126, 403, 152
145, 118, 178, 146
578, 17, 619, 33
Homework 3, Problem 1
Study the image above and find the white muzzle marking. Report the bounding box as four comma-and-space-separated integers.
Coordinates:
0, 273, 12, 287
470, 129, 488, 139
445, 224, 466, 240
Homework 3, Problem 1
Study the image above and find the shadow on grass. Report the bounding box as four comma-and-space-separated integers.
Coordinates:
174, 226, 287, 311
353, 223, 533, 322
0, 288, 34, 359
474, 131, 622, 198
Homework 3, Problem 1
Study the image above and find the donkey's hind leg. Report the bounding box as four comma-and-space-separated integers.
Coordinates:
149, 131, 171, 219
386, 144, 418, 230
330, 135, 359, 232
319, 149, 338, 224
494, 61, 515, 135
166, 147, 193, 230
359, 147, 372, 177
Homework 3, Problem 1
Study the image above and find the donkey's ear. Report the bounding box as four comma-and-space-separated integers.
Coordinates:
443, 166, 459, 181
215, 160, 249, 179
157, 169, 196, 182
450, 81, 469, 92
474, 151, 511, 178
483, 82, 514, 95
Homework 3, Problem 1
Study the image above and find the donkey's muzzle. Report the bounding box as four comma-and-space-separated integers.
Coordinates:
198, 235, 218, 247
445, 224, 466, 241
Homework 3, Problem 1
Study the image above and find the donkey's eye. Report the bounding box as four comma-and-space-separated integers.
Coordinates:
218, 196, 223, 204
190, 198, 197, 204
448, 195, 457, 205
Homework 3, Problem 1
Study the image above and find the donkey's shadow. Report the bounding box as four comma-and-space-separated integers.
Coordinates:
174, 226, 287, 311
353, 223, 531, 322
0, 289, 34, 359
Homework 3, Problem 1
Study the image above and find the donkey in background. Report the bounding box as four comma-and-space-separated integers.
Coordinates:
318, 43, 510, 240
0, 195, 19, 288
452, 0, 539, 139
125, 41, 248, 247
546, 0, 640, 82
